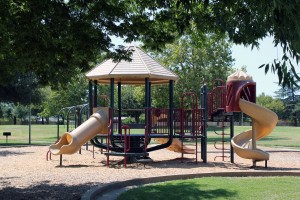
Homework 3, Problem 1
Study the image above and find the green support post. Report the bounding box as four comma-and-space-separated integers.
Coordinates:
201, 84, 207, 163
118, 82, 122, 134
93, 80, 98, 108
110, 78, 114, 140
88, 80, 93, 117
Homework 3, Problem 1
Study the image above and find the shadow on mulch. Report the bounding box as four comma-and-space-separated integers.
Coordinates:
56, 164, 93, 168
0, 150, 34, 157
0, 181, 99, 200
97, 157, 254, 171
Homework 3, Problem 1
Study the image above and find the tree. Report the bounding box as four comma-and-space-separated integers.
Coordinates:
0, 72, 43, 105
130, 1, 300, 87
0, 103, 14, 120
257, 93, 285, 119
150, 31, 234, 107
121, 86, 144, 124
275, 81, 300, 126
13, 104, 29, 122
0, 0, 175, 87
39, 73, 89, 119
1, 1, 299, 89
284, 99, 300, 126
274, 84, 300, 126
274, 79, 300, 100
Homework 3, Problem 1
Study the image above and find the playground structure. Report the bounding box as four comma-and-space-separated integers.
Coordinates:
49, 45, 278, 168
227, 71, 278, 167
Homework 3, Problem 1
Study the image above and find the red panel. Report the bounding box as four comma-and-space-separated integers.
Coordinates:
225, 81, 256, 112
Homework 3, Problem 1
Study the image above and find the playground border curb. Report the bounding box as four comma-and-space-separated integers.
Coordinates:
81, 171, 300, 200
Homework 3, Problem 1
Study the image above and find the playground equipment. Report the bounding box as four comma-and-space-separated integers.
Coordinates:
49, 45, 277, 168
231, 99, 277, 165
49, 45, 207, 167
47, 104, 90, 161
50, 108, 109, 155
227, 71, 278, 167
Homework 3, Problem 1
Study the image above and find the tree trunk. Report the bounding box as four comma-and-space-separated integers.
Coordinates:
293, 118, 297, 126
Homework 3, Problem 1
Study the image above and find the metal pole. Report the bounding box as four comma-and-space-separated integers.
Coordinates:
118, 82, 122, 134
57, 113, 60, 140
28, 71, 32, 145
143, 78, 150, 152
110, 78, 114, 139
29, 96, 31, 145
149, 82, 152, 108
60, 155, 62, 166
252, 119, 256, 167
88, 80, 93, 117
57, 108, 65, 140
145, 78, 150, 108
169, 80, 174, 148
94, 80, 98, 108
201, 84, 207, 163
66, 108, 70, 132
230, 114, 234, 163
145, 78, 150, 136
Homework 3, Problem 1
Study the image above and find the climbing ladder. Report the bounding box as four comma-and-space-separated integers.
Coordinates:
213, 119, 230, 161
208, 79, 234, 162
180, 92, 202, 163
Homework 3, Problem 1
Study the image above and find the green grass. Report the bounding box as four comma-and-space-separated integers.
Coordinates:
0, 124, 65, 145
117, 176, 300, 200
0, 124, 299, 148
209, 126, 300, 148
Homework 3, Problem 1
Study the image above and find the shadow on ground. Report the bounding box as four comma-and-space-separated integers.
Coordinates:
0, 181, 99, 200
118, 181, 237, 200
0, 150, 34, 157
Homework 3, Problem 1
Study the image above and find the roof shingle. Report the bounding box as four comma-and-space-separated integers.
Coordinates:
85, 45, 179, 85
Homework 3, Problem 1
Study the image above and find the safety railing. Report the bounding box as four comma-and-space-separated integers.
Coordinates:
121, 125, 131, 167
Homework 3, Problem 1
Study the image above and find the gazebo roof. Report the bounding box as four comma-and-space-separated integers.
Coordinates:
85, 45, 179, 85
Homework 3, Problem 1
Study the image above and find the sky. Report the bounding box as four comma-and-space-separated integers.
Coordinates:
231, 37, 281, 97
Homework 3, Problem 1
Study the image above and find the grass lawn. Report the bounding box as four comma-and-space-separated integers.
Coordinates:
208, 126, 300, 149
117, 176, 300, 200
0, 124, 299, 148
0, 124, 64, 145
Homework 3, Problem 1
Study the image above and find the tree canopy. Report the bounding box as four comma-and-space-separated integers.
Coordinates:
1, 0, 299, 90
257, 93, 285, 119
150, 30, 234, 107
274, 84, 300, 125
0, 72, 43, 105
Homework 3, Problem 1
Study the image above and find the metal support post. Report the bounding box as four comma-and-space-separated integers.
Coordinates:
60, 155, 62, 166
230, 114, 234, 163
88, 80, 93, 117
118, 82, 122, 134
93, 80, 98, 108
201, 85, 207, 163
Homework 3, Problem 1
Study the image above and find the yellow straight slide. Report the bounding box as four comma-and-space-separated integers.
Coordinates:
231, 99, 278, 161
154, 138, 195, 154
49, 108, 109, 155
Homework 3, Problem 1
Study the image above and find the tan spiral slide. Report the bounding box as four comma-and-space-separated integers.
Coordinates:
49, 107, 109, 155
231, 99, 278, 161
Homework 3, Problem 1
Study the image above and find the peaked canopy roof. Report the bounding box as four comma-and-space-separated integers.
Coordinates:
227, 70, 253, 82
85, 45, 179, 85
